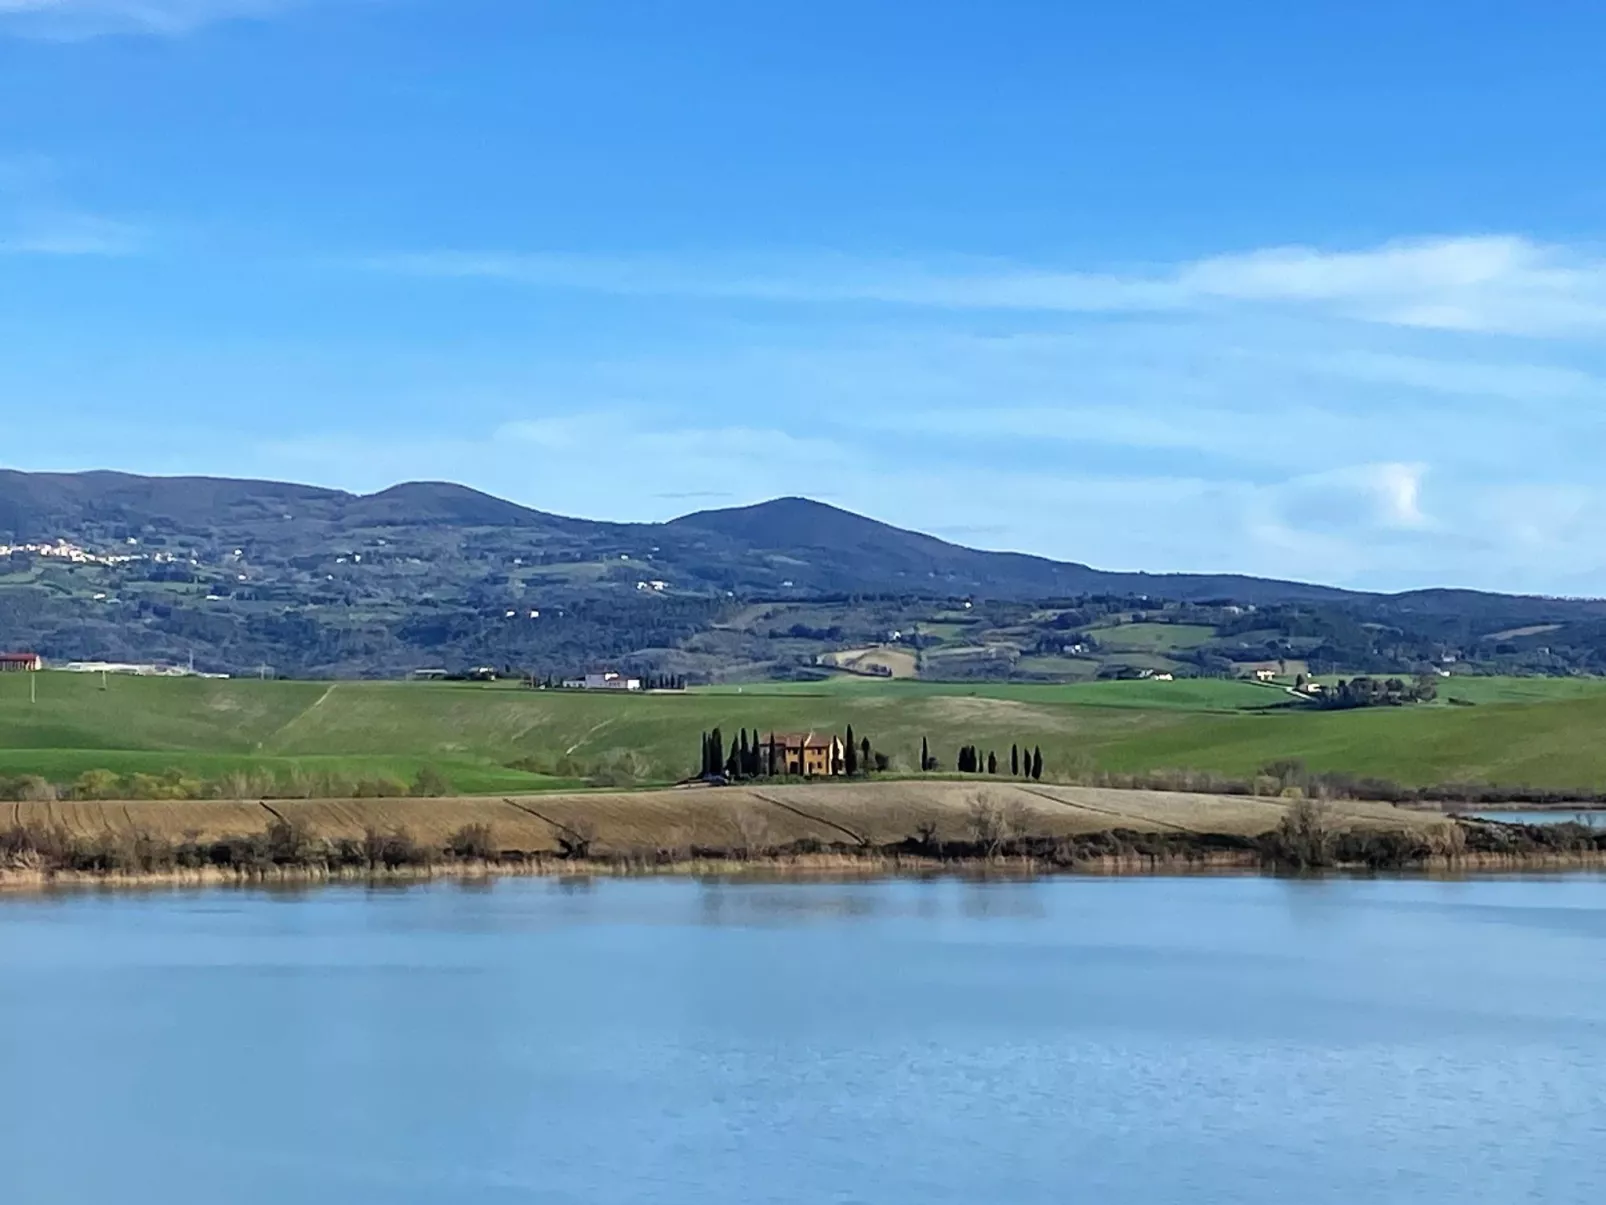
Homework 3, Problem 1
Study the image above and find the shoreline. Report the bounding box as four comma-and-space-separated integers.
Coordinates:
8, 844, 1606, 896
6, 782, 1606, 894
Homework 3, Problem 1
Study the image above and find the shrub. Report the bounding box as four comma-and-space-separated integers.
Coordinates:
447, 823, 497, 860
353, 775, 409, 798
0, 775, 56, 802
556, 818, 596, 859
1262, 798, 1334, 870
585, 751, 647, 789
265, 818, 322, 866
73, 769, 122, 801
967, 794, 1027, 857
411, 765, 453, 798
363, 825, 430, 869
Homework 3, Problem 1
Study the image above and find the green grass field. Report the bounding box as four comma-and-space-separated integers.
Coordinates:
6, 670, 1606, 793
692, 676, 1274, 710
1088, 621, 1216, 652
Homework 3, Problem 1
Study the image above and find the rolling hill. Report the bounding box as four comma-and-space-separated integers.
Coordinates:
0, 469, 1350, 602
0, 468, 1602, 677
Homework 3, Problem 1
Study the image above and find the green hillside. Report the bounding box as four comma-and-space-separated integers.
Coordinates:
4, 670, 1606, 795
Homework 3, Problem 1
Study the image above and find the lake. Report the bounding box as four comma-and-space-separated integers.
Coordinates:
1466, 809, 1605, 827
2, 875, 1605, 1204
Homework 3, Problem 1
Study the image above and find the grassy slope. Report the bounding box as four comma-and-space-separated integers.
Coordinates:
1089, 621, 1216, 651
0, 675, 573, 792
692, 677, 1276, 709
7, 672, 1606, 791
1080, 694, 1606, 787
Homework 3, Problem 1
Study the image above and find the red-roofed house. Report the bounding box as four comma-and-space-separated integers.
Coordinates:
0, 652, 43, 672
762, 731, 846, 777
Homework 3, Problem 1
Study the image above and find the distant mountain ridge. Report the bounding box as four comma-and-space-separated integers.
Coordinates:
0, 470, 1352, 603
7, 468, 1606, 678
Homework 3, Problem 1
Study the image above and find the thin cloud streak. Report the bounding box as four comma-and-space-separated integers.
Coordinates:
374, 234, 1606, 338
0, 0, 315, 37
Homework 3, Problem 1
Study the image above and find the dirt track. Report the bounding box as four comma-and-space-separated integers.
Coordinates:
4, 781, 1442, 853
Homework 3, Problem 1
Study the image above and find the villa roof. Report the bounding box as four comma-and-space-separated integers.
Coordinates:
763, 731, 838, 750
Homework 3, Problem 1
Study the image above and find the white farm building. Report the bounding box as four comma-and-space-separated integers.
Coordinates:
562, 671, 643, 692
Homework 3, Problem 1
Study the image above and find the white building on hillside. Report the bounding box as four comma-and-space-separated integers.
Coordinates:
564, 671, 643, 691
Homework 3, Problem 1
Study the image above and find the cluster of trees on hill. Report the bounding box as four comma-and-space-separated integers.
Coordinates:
693, 728, 1047, 781
1308, 674, 1439, 709
696, 725, 887, 780
953, 742, 1043, 779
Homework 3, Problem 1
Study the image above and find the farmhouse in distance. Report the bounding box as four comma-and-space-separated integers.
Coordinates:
765, 731, 848, 777
563, 670, 643, 692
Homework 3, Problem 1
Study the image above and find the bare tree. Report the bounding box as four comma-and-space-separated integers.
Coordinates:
731, 807, 772, 859
967, 794, 1018, 858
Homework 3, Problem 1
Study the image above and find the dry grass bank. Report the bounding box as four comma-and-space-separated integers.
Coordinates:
2, 780, 1439, 854
14, 782, 1589, 892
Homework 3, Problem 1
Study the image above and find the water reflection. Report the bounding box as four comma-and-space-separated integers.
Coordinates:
1, 876, 1603, 1205
1465, 809, 1604, 827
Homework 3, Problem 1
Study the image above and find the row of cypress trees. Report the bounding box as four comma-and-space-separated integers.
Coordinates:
695, 729, 1043, 780
697, 726, 880, 780
954, 742, 1043, 779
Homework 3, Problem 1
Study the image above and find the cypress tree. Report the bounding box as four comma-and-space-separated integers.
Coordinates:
920, 736, 930, 771
1011, 744, 1019, 776
736, 729, 750, 779
845, 725, 858, 775
861, 736, 872, 773
710, 728, 724, 777
700, 731, 709, 776
1032, 747, 1043, 780
987, 750, 998, 775
767, 734, 778, 777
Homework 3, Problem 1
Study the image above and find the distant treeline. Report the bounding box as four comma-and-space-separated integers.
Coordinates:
1305, 674, 1438, 710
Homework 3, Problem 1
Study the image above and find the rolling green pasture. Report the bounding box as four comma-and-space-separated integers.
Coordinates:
1088, 621, 1216, 652
6, 671, 1606, 793
693, 676, 1276, 710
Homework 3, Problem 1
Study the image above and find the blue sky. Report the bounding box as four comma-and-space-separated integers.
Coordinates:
5, 1, 1606, 592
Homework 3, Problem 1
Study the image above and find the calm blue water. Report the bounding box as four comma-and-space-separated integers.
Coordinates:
1467, 809, 1605, 827
3, 875, 1605, 1204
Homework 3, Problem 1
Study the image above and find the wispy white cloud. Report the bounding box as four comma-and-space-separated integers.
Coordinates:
0, 0, 312, 38
15, 217, 1606, 590
375, 234, 1606, 338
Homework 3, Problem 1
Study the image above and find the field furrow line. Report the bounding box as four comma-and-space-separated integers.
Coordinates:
1018, 785, 1194, 833
500, 798, 575, 840
744, 790, 869, 846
